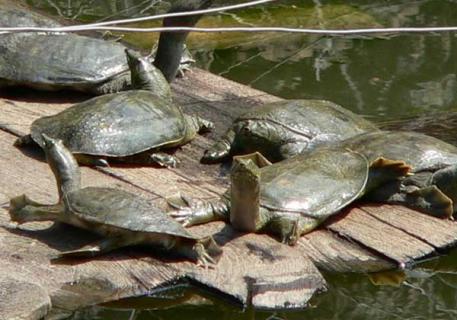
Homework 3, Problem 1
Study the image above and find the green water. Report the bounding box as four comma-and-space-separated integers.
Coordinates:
22, 0, 457, 319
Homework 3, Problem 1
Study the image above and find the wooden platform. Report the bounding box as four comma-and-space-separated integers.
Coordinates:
2, 69, 457, 319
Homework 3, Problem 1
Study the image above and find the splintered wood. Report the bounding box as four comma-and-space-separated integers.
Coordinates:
1, 68, 457, 319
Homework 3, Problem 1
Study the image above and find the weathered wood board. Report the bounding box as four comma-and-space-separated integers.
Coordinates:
2, 68, 457, 319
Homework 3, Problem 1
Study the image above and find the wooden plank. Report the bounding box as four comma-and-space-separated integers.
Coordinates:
0, 83, 398, 277
4, 64, 457, 314
297, 230, 395, 273
327, 207, 436, 266
361, 204, 457, 250
0, 128, 325, 319
0, 278, 50, 320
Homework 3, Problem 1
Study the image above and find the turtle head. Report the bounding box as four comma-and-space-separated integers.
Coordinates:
125, 49, 172, 102
41, 133, 81, 200
230, 152, 271, 232
232, 120, 282, 162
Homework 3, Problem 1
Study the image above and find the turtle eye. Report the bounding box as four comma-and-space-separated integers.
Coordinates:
241, 120, 253, 134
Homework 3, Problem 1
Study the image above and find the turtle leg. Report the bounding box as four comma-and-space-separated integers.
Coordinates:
101, 30, 124, 42
270, 215, 322, 246
173, 236, 222, 268
428, 164, 457, 213
195, 116, 214, 133
92, 73, 130, 95
366, 178, 454, 219
56, 236, 136, 259
167, 194, 230, 227
14, 134, 36, 147
150, 152, 179, 168
201, 128, 236, 163
147, 43, 195, 78
74, 154, 109, 167
8, 194, 63, 224
279, 141, 309, 159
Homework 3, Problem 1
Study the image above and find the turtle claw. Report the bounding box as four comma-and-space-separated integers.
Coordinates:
194, 242, 216, 270
168, 196, 213, 227
168, 206, 197, 227
94, 158, 109, 167
150, 153, 179, 168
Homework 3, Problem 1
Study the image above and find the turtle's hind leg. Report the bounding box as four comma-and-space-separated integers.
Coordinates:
270, 215, 322, 246
14, 134, 36, 147
9, 194, 63, 224
56, 236, 136, 259
74, 154, 109, 167
177, 236, 222, 268
150, 152, 179, 168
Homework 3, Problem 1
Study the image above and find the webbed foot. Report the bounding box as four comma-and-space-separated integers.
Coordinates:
193, 236, 222, 269
101, 31, 124, 42
14, 134, 34, 147
151, 152, 179, 168
284, 219, 300, 246
75, 154, 109, 167
168, 195, 209, 227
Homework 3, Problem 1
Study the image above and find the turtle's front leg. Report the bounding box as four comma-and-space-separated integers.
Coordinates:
167, 195, 230, 227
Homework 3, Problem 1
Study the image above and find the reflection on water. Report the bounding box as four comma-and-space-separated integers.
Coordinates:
19, 0, 457, 318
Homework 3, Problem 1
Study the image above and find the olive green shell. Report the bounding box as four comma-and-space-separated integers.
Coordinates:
0, 6, 62, 28
255, 148, 369, 218
65, 187, 197, 239
343, 131, 457, 173
0, 33, 131, 91
237, 99, 377, 143
30, 91, 187, 156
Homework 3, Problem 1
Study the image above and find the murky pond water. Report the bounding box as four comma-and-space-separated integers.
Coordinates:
19, 0, 457, 318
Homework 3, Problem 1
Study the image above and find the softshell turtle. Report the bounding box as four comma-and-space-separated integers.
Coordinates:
0, 5, 62, 29
8, 134, 222, 266
170, 149, 410, 244
0, 0, 213, 93
341, 130, 457, 218
15, 49, 213, 168
202, 99, 378, 163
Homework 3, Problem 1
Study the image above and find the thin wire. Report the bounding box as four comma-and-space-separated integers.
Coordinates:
0, 0, 275, 32
2, 25, 457, 34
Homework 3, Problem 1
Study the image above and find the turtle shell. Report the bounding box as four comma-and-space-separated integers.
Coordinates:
236, 99, 378, 142
30, 90, 187, 157
258, 148, 369, 218
65, 187, 196, 239
0, 7, 62, 28
0, 33, 129, 90
343, 131, 457, 173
